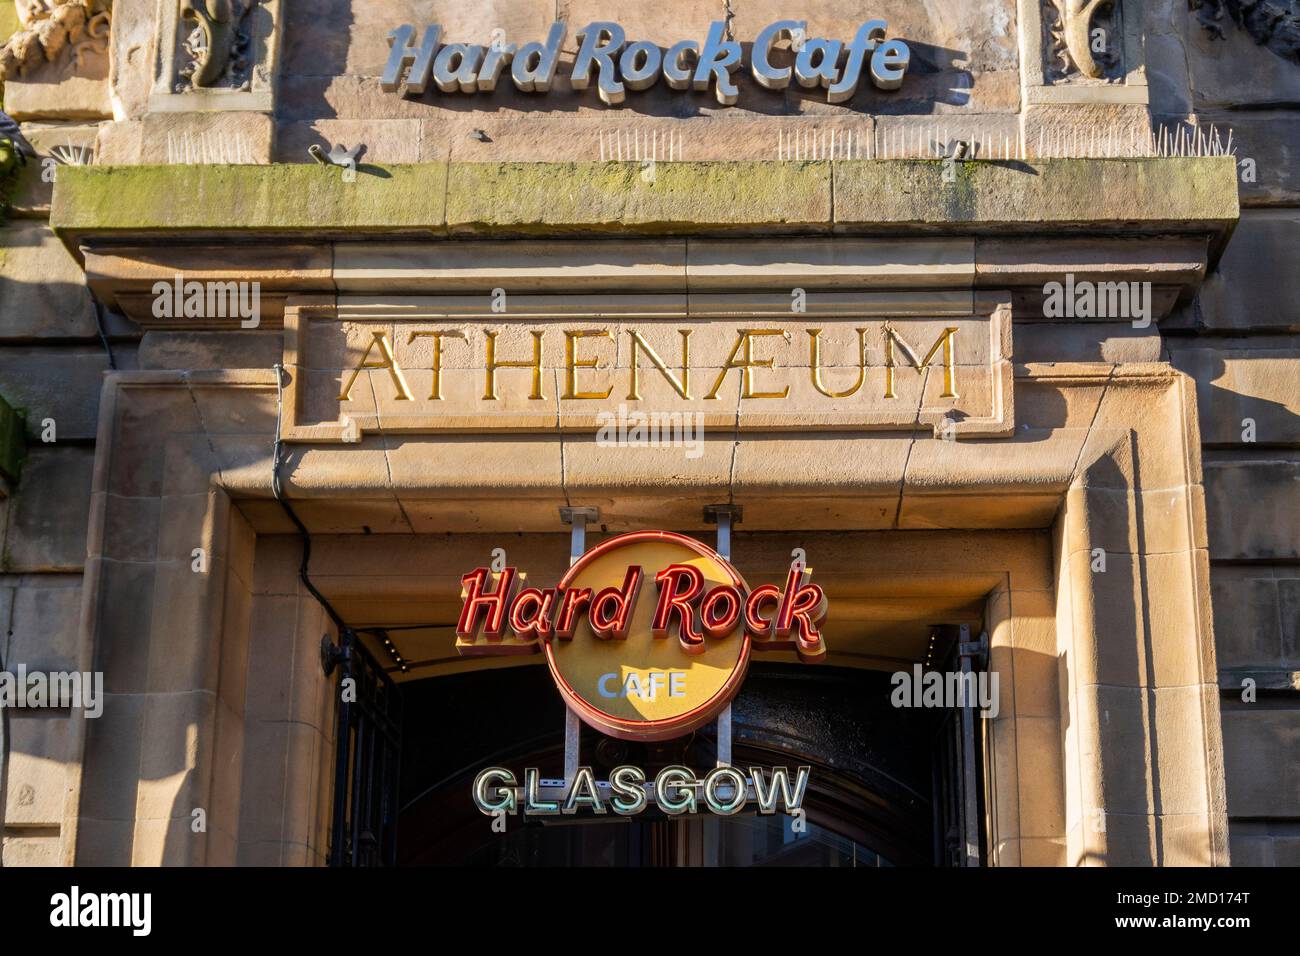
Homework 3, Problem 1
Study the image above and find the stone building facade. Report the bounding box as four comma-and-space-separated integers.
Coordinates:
0, 0, 1295, 866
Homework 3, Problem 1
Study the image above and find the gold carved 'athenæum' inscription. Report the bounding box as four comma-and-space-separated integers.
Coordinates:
336, 326, 962, 403
282, 305, 1012, 440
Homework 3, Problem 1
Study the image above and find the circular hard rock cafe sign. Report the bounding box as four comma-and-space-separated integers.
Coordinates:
549, 531, 749, 740
455, 530, 828, 741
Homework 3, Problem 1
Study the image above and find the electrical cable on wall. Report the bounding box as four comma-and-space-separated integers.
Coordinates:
90, 300, 117, 371
272, 364, 416, 673
272, 363, 347, 633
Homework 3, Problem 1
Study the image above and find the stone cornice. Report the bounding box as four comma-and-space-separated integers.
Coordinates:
75, 234, 1215, 330
50, 157, 1240, 257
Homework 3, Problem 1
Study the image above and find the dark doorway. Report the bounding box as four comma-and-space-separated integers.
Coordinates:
394, 662, 957, 866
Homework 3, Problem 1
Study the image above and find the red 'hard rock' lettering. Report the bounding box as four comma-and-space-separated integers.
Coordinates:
456, 563, 827, 663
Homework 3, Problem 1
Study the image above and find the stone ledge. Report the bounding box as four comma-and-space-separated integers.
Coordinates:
0, 391, 25, 486
50, 158, 1240, 256
1218, 670, 1300, 693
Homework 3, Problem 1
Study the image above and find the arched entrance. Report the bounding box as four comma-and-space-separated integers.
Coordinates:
395, 663, 955, 866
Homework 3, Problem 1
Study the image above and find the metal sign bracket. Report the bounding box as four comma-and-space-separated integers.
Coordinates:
704, 504, 742, 767
559, 506, 599, 783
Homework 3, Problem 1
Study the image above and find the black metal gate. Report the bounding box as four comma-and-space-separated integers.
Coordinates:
327, 630, 402, 867
930, 624, 989, 867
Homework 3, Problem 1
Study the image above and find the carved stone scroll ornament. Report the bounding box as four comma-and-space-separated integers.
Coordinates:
0, 0, 111, 82
1191, 0, 1300, 63
178, 0, 255, 89
1045, 0, 1122, 79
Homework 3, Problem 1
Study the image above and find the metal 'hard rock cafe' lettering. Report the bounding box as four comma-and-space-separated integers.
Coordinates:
461, 531, 823, 818
382, 19, 911, 105
337, 325, 960, 404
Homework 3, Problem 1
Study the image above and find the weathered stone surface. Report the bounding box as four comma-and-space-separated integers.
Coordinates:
136, 112, 274, 165
20, 122, 101, 154
874, 115, 1021, 161
1221, 706, 1300, 817
1281, 577, 1300, 663
138, 331, 284, 370
3, 159, 52, 216
274, 119, 421, 165
2, 446, 94, 571
1169, 346, 1300, 445
425, 115, 879, 163
1210, 565, 1296, 670
3, 124, 100, 215
5, 715, 75, 826
1, 832, 63, 865
0, 346, 115, 440
94, 112, 274, 166
1197, 210, 1300, 331
1196, 111, 1300, 206
1204, 458, 1300, 561
1021, 105, 1154, 158
51, 158, 1241, 245
1227, 822, 1300, 866
1143, 1, 1194, 117
282, 0, 557, 80
1063, 484, 1206, 557
1016, 323, 1162, 363
53, 163, 450, 235
1228, 827, 1275, 865
0, 219, 96, 339
333, 238, 688, 290
1184, 4, 1300, 110
3, 43, 111, 121
1275, 836, 1300, 865
7, 575, 84, 672
447, 160, 833, 234
834, 157, 1239, 233
92, 118, 141, 165
107, 0, 155, 122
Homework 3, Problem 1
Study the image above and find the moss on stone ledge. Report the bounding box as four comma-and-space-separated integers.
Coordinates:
50, 157, 1240, 244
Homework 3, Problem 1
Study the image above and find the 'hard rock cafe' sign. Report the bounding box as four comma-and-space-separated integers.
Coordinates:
455, 530, 828, 740
460, 531, 824, 818
382, 20, 911, 106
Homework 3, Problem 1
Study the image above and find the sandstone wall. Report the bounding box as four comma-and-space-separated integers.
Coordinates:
0, 0, 1297, 866
1, 69, 139, 861
1149, 0, 1300, 866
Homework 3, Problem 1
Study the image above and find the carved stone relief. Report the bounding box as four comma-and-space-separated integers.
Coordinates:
149, 0, 281, 113
1043, 0, 1126, 81
0, 0, 112, 83
1190, 0, 1300, 63
175, 0, 256, 91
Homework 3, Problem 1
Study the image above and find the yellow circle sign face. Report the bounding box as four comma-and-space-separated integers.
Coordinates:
544, 531, 750, 741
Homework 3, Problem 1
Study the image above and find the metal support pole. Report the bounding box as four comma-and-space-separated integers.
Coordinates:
715, 512, 732, 562
702, 506, 740, 559
327, 628, 355, 867
704, 505, 742, 767
560, 507, 598, 783
957, 624, 987, 867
